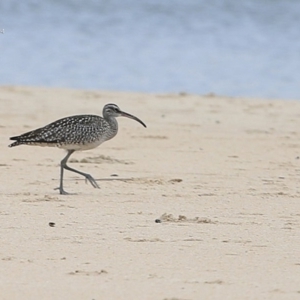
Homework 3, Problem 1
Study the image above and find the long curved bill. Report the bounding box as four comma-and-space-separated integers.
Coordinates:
120, 111, 147, 128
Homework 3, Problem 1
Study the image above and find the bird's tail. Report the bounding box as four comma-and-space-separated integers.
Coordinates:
8, 136, 25, 148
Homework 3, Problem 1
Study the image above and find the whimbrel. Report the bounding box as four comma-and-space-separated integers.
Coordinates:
9, 103, 146, 194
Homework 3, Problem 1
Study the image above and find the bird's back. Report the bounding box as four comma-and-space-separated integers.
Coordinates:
9, 115, 118, 150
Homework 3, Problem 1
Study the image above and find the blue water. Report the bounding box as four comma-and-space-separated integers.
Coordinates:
1, 0, 300, 99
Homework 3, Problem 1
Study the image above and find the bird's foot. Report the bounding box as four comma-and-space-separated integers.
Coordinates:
54, 187, 76, 195
84, 174, 100, 189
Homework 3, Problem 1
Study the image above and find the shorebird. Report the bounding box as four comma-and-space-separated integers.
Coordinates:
9, 103, 146, 195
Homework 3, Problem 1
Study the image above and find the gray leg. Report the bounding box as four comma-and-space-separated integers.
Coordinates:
56, 150, 100, 195
56, 150, 74, 195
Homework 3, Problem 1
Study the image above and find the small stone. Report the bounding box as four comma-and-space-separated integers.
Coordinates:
155, 219, 161, 223
49, 222, 55, 227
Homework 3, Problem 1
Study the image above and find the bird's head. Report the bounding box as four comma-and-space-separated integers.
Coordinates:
103, 103, 146, 128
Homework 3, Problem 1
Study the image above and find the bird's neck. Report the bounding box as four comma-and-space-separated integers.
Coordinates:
105, 116, 118, 139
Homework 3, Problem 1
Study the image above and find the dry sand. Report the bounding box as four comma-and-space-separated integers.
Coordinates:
0, 86, 300, 299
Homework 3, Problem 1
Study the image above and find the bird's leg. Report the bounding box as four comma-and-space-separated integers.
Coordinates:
64, 165, 100, 188
55, 150, 100, 194
62, 150, 100, 190
55, 150, 75, 195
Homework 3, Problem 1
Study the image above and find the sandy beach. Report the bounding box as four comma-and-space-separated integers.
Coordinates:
0, 86, 300, 299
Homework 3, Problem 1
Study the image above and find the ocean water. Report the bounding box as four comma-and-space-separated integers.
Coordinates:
0, 0, 300, 99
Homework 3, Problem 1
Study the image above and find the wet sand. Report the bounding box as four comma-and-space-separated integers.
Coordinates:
0, 86, 300, 299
